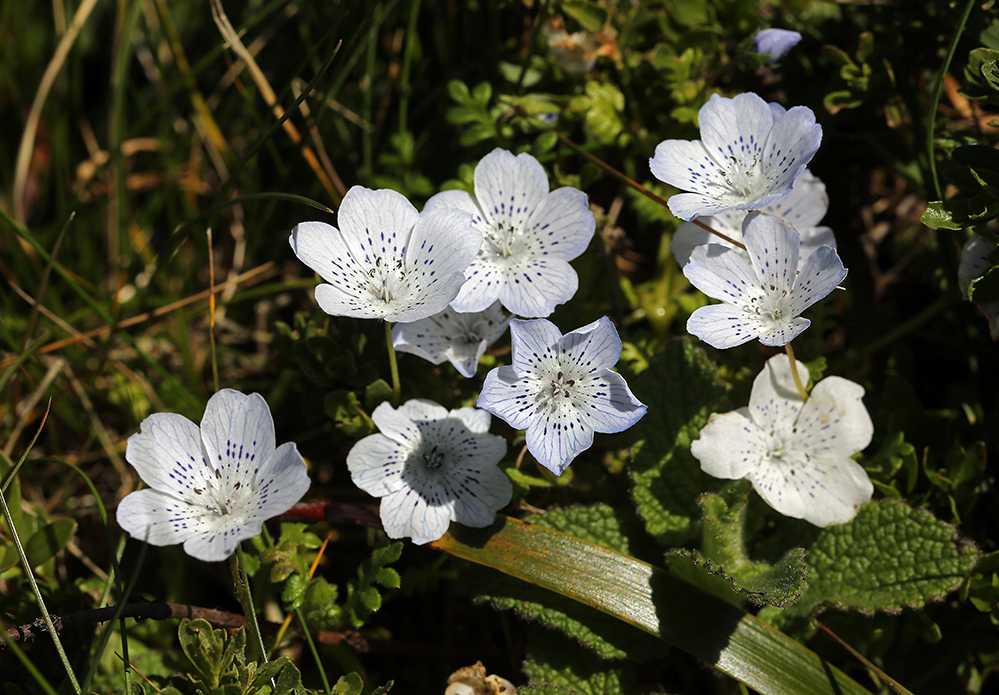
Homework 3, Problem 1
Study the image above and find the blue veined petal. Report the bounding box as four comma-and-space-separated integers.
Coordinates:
789, 244, 847, 315
684, 243, 759, 305
498, 256, 579, 318
476, 365, 541, 431
752, 28, 802, 62
691, 409, 766, 480
508, 318, 563, 378
525, 402, 595, 476
474, 148, 549, 235
347, 433, 411, 497
379, 485, 454, 545
686, 304, 761, 349
199, 390, 276, 492
743, 213, 799, 297
569, 371, 646, 434
521, 186, 596, 261
558, 316, 623, 374
124, 412, 212, 503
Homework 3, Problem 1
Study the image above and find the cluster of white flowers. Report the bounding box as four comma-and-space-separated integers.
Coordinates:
119, 72, 884, 563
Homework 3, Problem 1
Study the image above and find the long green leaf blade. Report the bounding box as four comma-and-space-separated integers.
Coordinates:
432, 516, 872, 695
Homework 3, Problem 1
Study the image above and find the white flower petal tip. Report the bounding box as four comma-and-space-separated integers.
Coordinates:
691, 354, 874, 527
959, 234, 999, 340
426, 148, 596, 318
391, 301, 510, 378
752, 29, 803, 63
476, 317, 646, 476
670, 169, 835, 268
289, 185, 480, 324
347, 399, 512, 545
117, 389, 310, 562
683, 213, 846, 349
650, 92, 821, 221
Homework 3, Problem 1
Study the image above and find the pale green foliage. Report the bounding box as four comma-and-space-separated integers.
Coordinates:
523, 629, 637, 695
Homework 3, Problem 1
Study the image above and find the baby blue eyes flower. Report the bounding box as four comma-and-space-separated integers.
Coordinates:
424, 148, 596, 318
476, 317, 646, 476
289, 185, 481, 324
691, 354, 874, 527
752, 28, 802, 63
670, 169, 837, 268
683, 212, 846, 349
392, 301, 511, 378
650, 92, 822, 221
116, 389, 311, 563
347, 399, 513, 545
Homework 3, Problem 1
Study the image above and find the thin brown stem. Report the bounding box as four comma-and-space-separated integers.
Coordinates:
785, 342, 809, 401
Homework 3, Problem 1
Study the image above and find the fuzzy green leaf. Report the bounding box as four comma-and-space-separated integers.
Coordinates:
332, 673, 364, 695
524, 629, 636, 695
628, 341, 728, 545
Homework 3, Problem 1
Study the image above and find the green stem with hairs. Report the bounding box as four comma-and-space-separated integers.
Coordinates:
386, 321, 401, 406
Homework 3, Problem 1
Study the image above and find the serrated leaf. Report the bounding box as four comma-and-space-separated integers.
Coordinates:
628, 341, 728, 545
447, 79, 471, 104
281, 573, 310, 611
920, 195, 999, 230
302, 576, 340, 628
261, 540, 300, 583
360, 586, 382, 611
784, 499, 978, 617
375, 567, 401, 589
524, 629, 636, 695
24, 518, 76, 568
178, 619, 225, 687
432, 516, 873, 695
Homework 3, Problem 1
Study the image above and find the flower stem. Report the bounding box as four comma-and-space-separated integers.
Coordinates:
230, 546, 268, 664
386, 321, 401, 406
553, 132, 745, 249
207, 228, 220, 393
784, 342, 809, 402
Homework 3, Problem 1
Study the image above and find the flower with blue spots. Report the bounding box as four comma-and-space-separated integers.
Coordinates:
424, 148, 595, 318
752, 28, 802, 63
649, 92, 821, 221
691, 354, 873, 527
670, 169, 836, 269
392, 301, 510, 378
683, 212, 846, 349
476, 317, 646, 476
290, 186, 481, 323
116, 389, 311, 562
347, 399, 512, 544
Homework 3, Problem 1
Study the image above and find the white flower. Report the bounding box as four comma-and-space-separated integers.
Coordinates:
958, 233, 999, 340
391, 301, 510, 378
683, 212, 846, 349
752, 28, 802, 63
670, 169, 836, 268
424, 148, 596, 318
347, 399, 512, 545
649, 93, 822, 221
116, 389, 311, 562
691, 354, 874, 527
476, 317, 646, 476
289, 186, 481, 323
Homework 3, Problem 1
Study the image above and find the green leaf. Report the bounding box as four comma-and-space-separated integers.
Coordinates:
968, 264, 999, 305
628, 341, 728, 545
332, 672, 364, 695
324, 390, 373, 437
364, 379, 394, 411
569, 82, 626, 146
178, 619, 226, 688
24, 518, 77, 568
561, 0, 609, 31
432, 516, 874, 695
920, 195, 999, 230
783, 499, 979, 618
524, 629, 636, 695
343, 539, 403, 628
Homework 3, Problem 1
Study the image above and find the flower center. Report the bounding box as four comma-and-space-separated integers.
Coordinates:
367, 255, 408, 304
483, 221, 518, 258
548, 370, 575, 401
193, 469, 253, 519
742, 283, 794, 329
717, 154, 762, 198
421, 444, 446, 470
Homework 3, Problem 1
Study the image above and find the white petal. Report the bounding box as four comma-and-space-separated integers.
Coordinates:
959, 234, 994, 287
449, 462, 513, 528
691, 409, 766, 480
684, 243, 759, 304
451, 407, 493, 434
379, 486, 453, 545
124, 412, 213, 501
757, 316, 811, 347
497, 257, 579, 318
347, 433, 410, 497
289, 221, 380, 318
337, 186, 419, 262
476, 365, 540, 431
744, 213, 799, 297
423, 189, 484, 219
250, 441, 311, 519
668, 192, 752, 222
758, 106, 822, 203
391, 320, 451, 367
521, 186, 595, 261
789, 245, 847, 315
509, 318, 563, 377
570, 371, 647, 434
686, 304, 759, 349
650, 139, 725, 199
799, 226, 837, 258
199, 390, 276, 494
370, 402, 422, 446
525, 405, 595, 476
116, 489, 200, 547
699, 93, 774, 170
558, 316, 623, 374
182, 519, 254, 563
794, 376, 874, 457
752, 28, 802, 62
763, 169, 829, 230
399, 399, 451, 423
474, 148, 549, 234
451, 254, 505, 313
749, 454, 872, 527
748, 355, 807, 434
